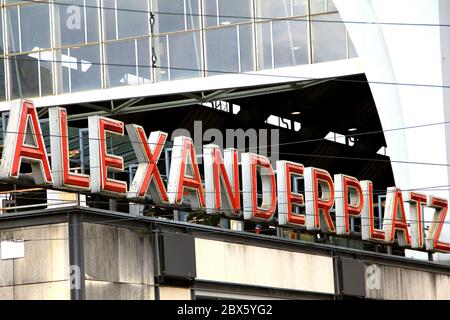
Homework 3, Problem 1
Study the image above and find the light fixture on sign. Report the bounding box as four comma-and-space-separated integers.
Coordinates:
348, 128, 357, 132
291, 111, 301, 115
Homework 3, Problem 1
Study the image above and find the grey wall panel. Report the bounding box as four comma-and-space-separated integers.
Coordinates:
339, 258, 366, 297
0, 259, 13, 287
85, 280, 154, 300
118, 228, 153, 285
161, 233, 196, 279
0, 224, 70, 286
0, 230, 14, 287
195, 238, 335, 294
13, 224, 69, 285
365, 263, 450, 300
0, 287, 13, 300
83, 223, 154, 285
83, 223, 119, 282
159, 286, 191, 300
13, 281, 70, 300
436, 274, 450, 299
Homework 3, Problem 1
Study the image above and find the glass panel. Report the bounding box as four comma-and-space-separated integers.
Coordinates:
273, 20, 308, 68
152, 0, 200, 33
155, 35, 169, 81
257, 22, 273, 70
7, 3, 51, 53
39, 53, 53, 97
293, 0, 308, 16
327, 0, 338, 12
204, 0, 251, 27
106, 40, 136, 88
185, 0, 200, 30
5, 0, 29, 4
137, 38, 152, 84
206, 26, 238, 75
117, 0, 149, 39
104, 0, 149, 40
239, 24, 254, 72
105, 39, 151, 88
103, 0, 117, 40
257, 20, 308, 70
54, 0, 100, 46
256, 0, 291, 20
310, 0, 337, 14
0, 10, 3, 55
55, 45, 101, 93
310, 0, 327, 14
10, 51, 53, 99
219, 0, 251, 25
156, 31, 201, 81
206, 24, 254, 75
312, 13, 346, 63
0, 59, 6, 101
169, 31, 201, 80
204, 0, 218, 27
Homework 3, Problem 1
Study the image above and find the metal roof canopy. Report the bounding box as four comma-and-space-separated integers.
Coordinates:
64, 78, 333, 121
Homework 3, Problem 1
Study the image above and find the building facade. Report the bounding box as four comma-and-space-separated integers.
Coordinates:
1, 207, 450, 300
0, 0, 449, 300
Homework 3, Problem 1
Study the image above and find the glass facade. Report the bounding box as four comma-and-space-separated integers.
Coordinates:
0, 0, 357, 101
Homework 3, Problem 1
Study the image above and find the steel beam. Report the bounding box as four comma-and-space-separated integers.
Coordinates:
67, 79, 332, 121
79, 103, 111, 112
111, 97, 145, 114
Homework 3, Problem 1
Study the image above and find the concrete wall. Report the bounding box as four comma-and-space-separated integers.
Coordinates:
364, 263, 450, 299
159, 286, 191, 300
1, 219, 449, 300
195, 238, 335, 295
0, 223, 70, 300
83, 223, 155, 300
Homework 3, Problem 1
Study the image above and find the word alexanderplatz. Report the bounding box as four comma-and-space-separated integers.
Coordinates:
0, 100, 449, 254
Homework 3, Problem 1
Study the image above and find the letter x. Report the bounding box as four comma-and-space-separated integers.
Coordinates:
126, 125, 169, 202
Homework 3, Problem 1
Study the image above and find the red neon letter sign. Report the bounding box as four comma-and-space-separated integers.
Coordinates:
242, 153, 277, 222
203, 144, 240, 217
126, 125, 169, 204
383, 187, 411, 247
88, 116, 127, 196
0, 100, 52, 185
335, 174, 363, 235
276, 161, 305, 227
167, 136, 205, 209
404, 191, 427, 249
361, 181, 385, 241
304, 167, 335, 233
426, 196, 450, 253
49, 107, 90, 190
